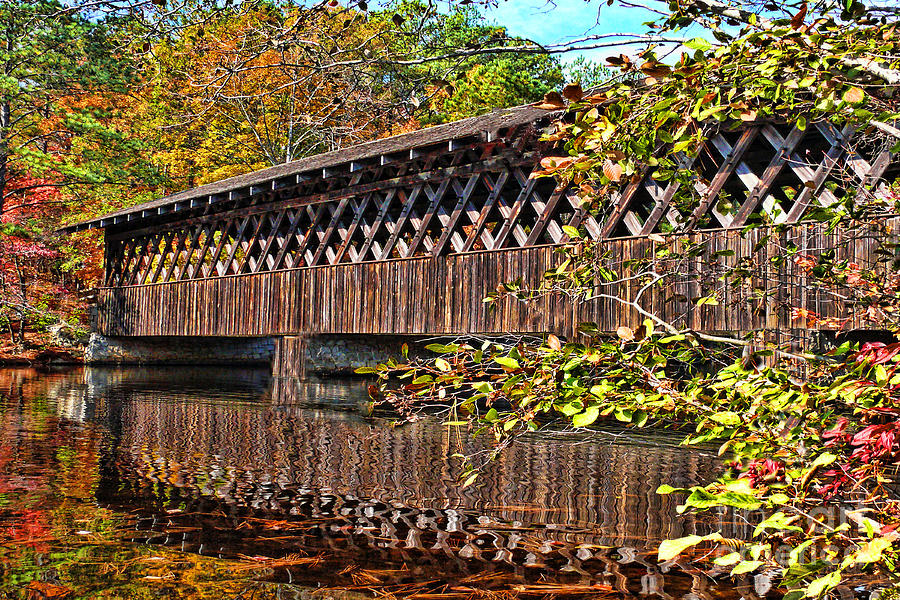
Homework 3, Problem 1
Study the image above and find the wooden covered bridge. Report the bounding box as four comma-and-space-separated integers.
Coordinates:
62, 104, 899, 372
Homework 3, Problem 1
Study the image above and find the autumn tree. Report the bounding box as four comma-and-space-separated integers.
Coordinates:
0, 0, 146, 216
374, 2, 564, 125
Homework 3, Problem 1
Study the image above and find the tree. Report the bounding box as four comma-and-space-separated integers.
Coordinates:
563, 57, 617, 89
0, 0, 145, 216
0, 224, 58, 346
134, 1, 565, 187
375, 2, 564, 125
137, 4, 401, 184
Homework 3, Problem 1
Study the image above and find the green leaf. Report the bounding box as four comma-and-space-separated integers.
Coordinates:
562, 225, 582, 238
572, 406, 600, 428
494, 356, 521, 370
590, 383, 611, 398
435, 358, 452, 372
632, 409, 649, 427
810, 452, 837, 468
714, 552, 742, 566
678, 488, 720, 512
754, 511, 803, 536
657, 533, 722, 561
805, 570, 841, 597
709, 411, 742, 426
472, 381, 493, 394
658, 535, 703, 561
425, 343, 460, 353
789, 540, 816, 566
659, 334, 685, 344
484, 408, 499, 423
783, 561, 829, 587
718, 492, 762, 510
684, 37, 712, 51
558, 401, 584, 416
731, 560, 764, 575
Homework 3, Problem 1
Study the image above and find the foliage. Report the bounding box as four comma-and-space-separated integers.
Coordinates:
531, 0, 900, 229
368, 271, 900, 596
0, 0, 155, 216
0, 0, 571, 352
424, 55, 564, 124
366, 0, 900, 598
140, 4, 400, 185
563, 56, 618, 90
374, 1, 564, 126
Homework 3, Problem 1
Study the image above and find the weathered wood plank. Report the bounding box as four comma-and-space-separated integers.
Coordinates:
98, 219, 900, 339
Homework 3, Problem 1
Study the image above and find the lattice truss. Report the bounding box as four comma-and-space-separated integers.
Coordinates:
105, 120, 897, 286
600, 121, 896, 237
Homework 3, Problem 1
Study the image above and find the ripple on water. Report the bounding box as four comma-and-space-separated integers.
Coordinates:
0, 366, 752, 599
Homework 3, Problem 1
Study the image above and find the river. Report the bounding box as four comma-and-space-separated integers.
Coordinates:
0, 367, 762, 599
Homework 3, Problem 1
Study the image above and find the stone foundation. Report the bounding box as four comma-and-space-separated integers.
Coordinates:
85, 333, 416, 374
301, 335, 415, 375
85, 334, 275, 365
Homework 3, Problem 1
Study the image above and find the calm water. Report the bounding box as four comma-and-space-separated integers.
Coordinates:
0, 367, 758, 599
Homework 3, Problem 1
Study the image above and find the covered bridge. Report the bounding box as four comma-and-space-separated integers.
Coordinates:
62, 104, 899, 373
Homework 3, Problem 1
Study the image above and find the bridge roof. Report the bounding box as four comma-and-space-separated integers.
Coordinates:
61, 103, 555, 233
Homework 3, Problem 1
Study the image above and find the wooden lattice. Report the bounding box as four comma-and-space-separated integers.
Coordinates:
104, 120, 896, 286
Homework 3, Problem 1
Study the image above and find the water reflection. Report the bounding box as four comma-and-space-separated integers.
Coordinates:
0, 367, 758, 599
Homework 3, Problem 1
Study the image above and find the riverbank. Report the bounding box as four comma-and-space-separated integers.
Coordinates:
0, 332, 83, 365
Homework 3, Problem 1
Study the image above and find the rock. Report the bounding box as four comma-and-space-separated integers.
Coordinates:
34, 348, 80, 364
49, 324, 90, 347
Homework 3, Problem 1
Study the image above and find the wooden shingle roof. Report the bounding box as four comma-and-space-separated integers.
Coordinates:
61, 104, 555, 233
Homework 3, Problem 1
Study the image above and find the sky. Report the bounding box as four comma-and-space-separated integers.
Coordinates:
480, 0, 660, 64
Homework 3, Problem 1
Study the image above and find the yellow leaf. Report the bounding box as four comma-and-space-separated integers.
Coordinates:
842, 86, 865, 104
603, 159, 623, 182
852, 536, 893, 564
546, 333, 562, 350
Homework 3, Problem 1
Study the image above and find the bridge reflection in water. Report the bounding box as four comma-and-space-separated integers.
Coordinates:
44, 367, 760, 598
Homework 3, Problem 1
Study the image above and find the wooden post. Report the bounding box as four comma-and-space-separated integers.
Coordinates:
273, 335, 308, 380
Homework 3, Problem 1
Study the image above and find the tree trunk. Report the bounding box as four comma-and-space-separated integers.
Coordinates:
12, 255, 26, 346
0, 99, 9, 216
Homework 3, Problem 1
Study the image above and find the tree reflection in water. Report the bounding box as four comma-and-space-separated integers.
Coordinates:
0, 367, 765, 599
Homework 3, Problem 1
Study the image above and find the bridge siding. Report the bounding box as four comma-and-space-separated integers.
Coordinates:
88, 119, 897, 340
97, 218, 898, 338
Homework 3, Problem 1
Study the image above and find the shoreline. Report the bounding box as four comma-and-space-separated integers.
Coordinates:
0, 347, 84, 366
